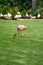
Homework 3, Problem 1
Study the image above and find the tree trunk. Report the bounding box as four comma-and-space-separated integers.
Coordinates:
32, 0, 36, 8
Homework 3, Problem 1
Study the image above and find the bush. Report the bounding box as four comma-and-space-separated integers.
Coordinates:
40, 8, 43, 18
20, 10, 26, 17
27, 9, 32, 15
0, 8, 3, 14
10, 7, 17, 19
2, 5, 10, 14
31, 8, 38, 16
14, 6, 19, 12
0, 5, 19, 19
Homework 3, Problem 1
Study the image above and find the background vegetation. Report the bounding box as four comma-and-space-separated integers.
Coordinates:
0, 0, 43, 19
0, 0, 32, 10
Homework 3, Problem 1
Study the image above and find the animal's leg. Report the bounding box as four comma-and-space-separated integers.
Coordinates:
18, 29, 20, 35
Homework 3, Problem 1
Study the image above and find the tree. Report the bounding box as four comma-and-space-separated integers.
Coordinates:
32, 0, 36, 8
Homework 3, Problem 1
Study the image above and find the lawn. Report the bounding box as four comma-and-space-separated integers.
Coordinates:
0, 19, 43, 65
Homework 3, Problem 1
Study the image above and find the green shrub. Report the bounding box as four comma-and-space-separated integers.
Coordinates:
40, 8, 43, 18
10, 7, 17, 18
2, 5, 10, 14
27, 9, 32, 15
14, 6, 19, 12
20, 10, 26, 17
10, 6, 19, 18
0, 8, 3, 14
31, 8, 38, 16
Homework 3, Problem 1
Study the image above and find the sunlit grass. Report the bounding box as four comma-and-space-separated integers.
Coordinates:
0, 19, 43, 65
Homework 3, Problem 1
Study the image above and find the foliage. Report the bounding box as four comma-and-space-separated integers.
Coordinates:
0, 0, 11, 5
40, 8, 43, 18
18, 0, 31, 10
0, 0, 32, 10
36, 0, 43, 7
31, 8, 39, 16
0, 0, 43, 10
27, 9, 32, 15
10, 7, 17, 18
0, 8, 3, 13
2, 5, 10, 14
20, 10, 26, 17
13, 6, 19, 12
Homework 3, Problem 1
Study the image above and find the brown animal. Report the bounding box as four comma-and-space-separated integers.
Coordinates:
13, 25, 27, 39
17, 25, 27, 35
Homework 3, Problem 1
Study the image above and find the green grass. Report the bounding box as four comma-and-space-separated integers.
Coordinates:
0, 19, 43, 65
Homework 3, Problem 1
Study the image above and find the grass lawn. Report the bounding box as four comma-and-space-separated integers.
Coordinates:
0, 19, 43, 65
